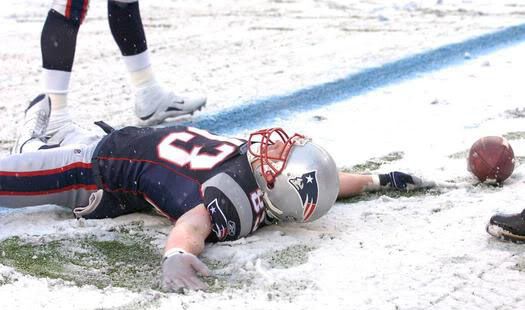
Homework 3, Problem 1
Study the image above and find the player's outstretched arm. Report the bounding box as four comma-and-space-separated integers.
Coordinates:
338, 173, 375, 198
337, 171, 435, 199
161, 204, 212, 292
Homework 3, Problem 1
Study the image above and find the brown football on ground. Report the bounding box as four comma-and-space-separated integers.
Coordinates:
468, 136, 515, 183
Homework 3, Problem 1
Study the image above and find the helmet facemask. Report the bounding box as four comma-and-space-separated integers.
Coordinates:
247, 128, 307, 188
247, 128, 339, 223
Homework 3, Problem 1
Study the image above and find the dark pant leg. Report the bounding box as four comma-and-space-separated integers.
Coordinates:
108, 0, 148, 56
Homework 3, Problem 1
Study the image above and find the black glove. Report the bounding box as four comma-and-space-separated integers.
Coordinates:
378, 171, 426, 190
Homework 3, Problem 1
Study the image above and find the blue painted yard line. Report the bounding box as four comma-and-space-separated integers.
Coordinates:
174, 23, 525, 134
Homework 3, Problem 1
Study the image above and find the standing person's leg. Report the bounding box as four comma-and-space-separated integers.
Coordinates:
41, 0, 90, 136
107, 0, 206, 125
13, 92, 100, 154
0, 142, 99, 209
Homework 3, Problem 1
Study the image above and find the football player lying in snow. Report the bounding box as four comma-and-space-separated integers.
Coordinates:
1, 95, 434, 291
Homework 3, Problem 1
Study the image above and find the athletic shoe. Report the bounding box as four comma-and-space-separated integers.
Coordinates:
44, 102, 101, 147
134, 80, 206, 125
45, 105, 73, 138
12, 94, 51, 154
46, 121, 101, 147
486, 209, 525, 243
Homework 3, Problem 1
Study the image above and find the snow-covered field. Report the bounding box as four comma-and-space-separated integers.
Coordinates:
2, 1, 525, 309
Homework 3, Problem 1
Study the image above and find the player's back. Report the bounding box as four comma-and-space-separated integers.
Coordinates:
93, 125, 246, 185
91, 125, 253, 221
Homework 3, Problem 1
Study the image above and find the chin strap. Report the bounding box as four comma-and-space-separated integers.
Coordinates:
248, 150, 284, 222
246, 143, 258, 168
262, 192, 283, 221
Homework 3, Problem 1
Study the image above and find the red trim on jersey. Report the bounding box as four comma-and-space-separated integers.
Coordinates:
96, 186, 183, 223
65, 0, 73, 18
80, 0, 89, 23
0, 184, 98, 196
144, 194, 177, 223
0, 162, 92, 177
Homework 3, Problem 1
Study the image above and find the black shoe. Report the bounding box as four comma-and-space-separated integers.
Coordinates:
486, 209, 525, 243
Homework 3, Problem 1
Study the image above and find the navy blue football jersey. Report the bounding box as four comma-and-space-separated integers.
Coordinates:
90, 126, 266, 242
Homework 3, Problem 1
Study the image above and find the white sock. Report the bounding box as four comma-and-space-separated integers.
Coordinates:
129, 66, 155, 88
363, 175, 382, 191
42, 69, 71, 94
124, 49, 155, 88
123, 50, 151, 72
371, 174, 381, 187
48, 93, 68, 110
46, 98, 72, 135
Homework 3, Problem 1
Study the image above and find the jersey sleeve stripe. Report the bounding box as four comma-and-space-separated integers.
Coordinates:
0, 184, 98, 196
0, 162, 92, 177
0, 165, 97, 195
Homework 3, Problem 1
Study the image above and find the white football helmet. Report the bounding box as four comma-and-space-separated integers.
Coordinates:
247, 128, 339, 222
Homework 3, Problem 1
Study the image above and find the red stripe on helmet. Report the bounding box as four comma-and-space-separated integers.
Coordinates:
303, 202, 316, 221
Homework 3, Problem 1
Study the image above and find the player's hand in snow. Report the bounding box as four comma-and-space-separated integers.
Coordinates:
161, 248, 210, 292
378, 171, 435, 190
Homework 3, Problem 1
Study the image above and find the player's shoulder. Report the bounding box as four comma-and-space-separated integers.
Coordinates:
203, 159, 265, 242
106, 125, 191, 143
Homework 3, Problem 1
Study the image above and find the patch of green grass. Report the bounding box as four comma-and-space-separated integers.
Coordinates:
343, 151, 405, 173
200, 275, 236, 293
194, 246, 317, 293
108, 220, 145, 234
448, 149, 468, 159
503, 131, 525, 141
0, 237, 66, 279
417, 8, 485, 17
0, 272, 16, 286
198, 258, 249, 293
267, 244, 316, 269
200, 257, 228, 291
504, 108, 525, 119
202, 257, 228, 271
0, 230, 161, 291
